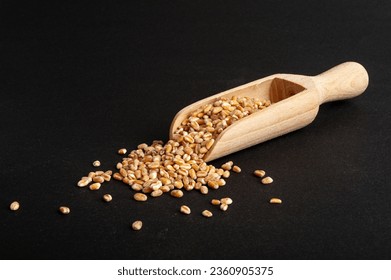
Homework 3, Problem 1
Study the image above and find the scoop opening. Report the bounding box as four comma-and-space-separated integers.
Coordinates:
269, 78, 306, 103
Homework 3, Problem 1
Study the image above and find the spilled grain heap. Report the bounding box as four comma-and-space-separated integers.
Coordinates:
110, 96, 271, 200
75, 96, 275, 226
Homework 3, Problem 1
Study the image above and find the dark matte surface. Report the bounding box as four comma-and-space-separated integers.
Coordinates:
1, 1, 390, 260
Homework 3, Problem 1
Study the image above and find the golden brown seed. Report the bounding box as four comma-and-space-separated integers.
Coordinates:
170, 189, 184, 198
195, 182, 202, 190
119, 168, 127, 178
218, 178, 226, 186
180, 205, 191, 215
102, 173, 111, 181
198, 178, 206, 185
188, 169, 196, 180
118, 148, 127, 155
220, 203, 228, 211
150, 181, 162, 190
160, 185, 171, 193
184, 135, 194, 143
211, 199, 221, 205
184, 184, 194, 191
82, 176, 91, 181
261, 176, 273, 184
165, 144, 173, 153
105, 170, 113, 176
190, 121, 200, 130
59, 206, 70, 214
174, 180, 183, 189
161, 177, 172, 185
221, 197, 233, 205
137, 143, 148, 150
174, 158, 185, 165
132, 220, 143, 231
166, 164, 175, 172
200, 185, 208, 194
205, 139, 215, 150
270, 198, 282, 204
207, 181, 219, 189
212, 106, 223, 114
177, 169, 188, 176
134, 179, 144, 185
10, 201, 20, 211
202, 210, 213, 218
221, 163, 232, 170
148, 162, 160, 169
103, 194, 112, 202
151, 189, 163, 197
134, 193, 148, 201
232, 165, 241, 173
95, 171, 104, 175
142, 186, 153, 194
203, 103, 213, 113
92, 160, 101, 167
77, 178, 91, 187
196, 170, 208, 177
89, 182, 101, 190
113, 173, 123, 181
131, 183, 143, 191
149, 170, 158, 179
134, 170, 142, 179
184, 146, 193, 155
88, 172, 96, 178
180, 163, 191, 170
93, 176, 104, 183
203, 132, 213, 140
254, 169, 266, 178
222, 170, 230, 178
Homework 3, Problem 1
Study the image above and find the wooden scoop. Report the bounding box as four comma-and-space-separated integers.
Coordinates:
170, 62, 369, 162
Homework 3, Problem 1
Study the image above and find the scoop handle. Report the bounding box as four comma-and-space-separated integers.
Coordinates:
313, 61, 369, 104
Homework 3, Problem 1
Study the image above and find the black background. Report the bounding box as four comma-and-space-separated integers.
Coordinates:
1, 0, 390, 260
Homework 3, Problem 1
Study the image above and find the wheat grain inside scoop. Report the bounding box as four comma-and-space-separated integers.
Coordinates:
170, 77, 305, 140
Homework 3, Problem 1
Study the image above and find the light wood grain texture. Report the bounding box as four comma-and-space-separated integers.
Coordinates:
170, 62, 369, 162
